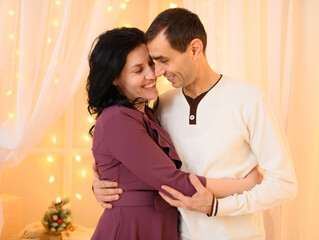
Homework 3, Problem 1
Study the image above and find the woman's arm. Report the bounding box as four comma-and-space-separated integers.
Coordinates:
96, 109, 206, 198
91, 165, 262, 212
159, 167, 262, 214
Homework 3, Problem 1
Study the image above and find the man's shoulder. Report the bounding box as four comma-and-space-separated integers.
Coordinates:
158, 88, 182, 107
159, 88, 181, 100
153, 88, 182, 119
223, 76, 265, 100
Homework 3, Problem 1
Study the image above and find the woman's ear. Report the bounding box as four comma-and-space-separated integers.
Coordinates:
112, 80, 118, 86
189, 38, 203, 59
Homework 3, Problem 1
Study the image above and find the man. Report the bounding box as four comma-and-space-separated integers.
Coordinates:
92, 8, 297, 239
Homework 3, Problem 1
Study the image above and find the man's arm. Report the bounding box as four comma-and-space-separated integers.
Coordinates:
215, 93, 297, 216
92, 163, 123, 209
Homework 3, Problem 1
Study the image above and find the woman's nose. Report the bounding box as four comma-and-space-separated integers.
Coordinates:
146, 66, 156, 80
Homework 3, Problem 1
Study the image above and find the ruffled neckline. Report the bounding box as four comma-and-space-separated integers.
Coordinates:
144, 107, 182, 169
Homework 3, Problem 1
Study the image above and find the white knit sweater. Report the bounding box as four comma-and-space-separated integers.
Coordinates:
155, 76, 297, 240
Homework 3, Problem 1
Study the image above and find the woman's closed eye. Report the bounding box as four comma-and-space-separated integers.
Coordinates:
134, 68, 143, 73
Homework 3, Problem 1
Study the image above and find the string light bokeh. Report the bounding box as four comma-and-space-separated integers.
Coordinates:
0, 0, 181, 229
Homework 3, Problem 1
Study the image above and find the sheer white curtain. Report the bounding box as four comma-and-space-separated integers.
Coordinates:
0, 0, 120, 234
183, 0, 293, 125
183, 0, 294, 239
283, 0, 319, 239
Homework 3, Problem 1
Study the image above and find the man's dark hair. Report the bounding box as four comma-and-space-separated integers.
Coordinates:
145, 8, 207, 54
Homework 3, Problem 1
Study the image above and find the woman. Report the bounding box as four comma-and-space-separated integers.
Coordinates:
87, 27, 260, 240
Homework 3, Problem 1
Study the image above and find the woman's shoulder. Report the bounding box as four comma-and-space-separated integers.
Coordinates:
98, 105, 144, 124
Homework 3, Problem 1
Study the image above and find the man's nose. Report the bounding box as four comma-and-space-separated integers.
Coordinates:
155, 64, 165, 77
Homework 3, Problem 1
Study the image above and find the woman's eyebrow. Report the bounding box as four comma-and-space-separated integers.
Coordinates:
130, 63, 143, 68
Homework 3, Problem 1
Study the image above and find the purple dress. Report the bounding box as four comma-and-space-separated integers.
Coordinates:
91, 106, 206, 240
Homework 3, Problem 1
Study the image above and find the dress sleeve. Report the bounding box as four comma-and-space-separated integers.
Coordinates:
217, 93, 297, 216
97, 109, 206, 197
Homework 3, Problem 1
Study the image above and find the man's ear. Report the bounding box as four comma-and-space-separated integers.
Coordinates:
189, 38, 203, 59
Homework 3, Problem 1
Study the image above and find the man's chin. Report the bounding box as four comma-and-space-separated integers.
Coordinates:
172, 81, 183, 89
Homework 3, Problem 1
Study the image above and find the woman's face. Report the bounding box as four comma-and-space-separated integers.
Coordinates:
114, 44, 158, 103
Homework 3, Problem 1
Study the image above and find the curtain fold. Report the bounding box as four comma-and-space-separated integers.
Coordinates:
0, 0, 120, 235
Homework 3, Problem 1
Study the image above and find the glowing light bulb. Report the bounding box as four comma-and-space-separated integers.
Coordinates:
169, 3, 178, 8
56, 196, 61, 202
9, 34, 14, 39
81, 170, 86, 178
54, 78, 59, 84
8, 10, 14, 16
16, 73, 19, 78
88, 117, 94, 123
124, 0, 130, 2
120, 3, 126, 9
48, 38, 52, 44
6, 90, 13, 96
47, 156, 54, 162
125, 24, 131, 27
107, 6, 112, 11
16, 50, 21, 55
76, 193, 82, 200
75, 155, 81, 162
8, 113, 13, 118
95, 1, 101, 6
84, 135, 91, 142
53, 19, 58, 26
52, 136, 57, 143
49, 176, 55, 183
56, 0, 61, 5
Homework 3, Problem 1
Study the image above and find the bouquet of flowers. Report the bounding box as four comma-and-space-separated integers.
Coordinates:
42, 197, 75, 235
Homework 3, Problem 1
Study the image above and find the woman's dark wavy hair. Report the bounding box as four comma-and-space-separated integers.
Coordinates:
86, 27, 146, 136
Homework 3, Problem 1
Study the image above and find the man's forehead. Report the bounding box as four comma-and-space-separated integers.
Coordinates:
147, 45, 168, 59
148, 50, 169, 60
147, 33, 172, 58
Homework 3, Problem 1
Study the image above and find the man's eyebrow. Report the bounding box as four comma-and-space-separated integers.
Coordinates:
152, 56, 165, 60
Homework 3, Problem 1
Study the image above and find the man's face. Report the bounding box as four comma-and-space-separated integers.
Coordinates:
147, 31, 196, 89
